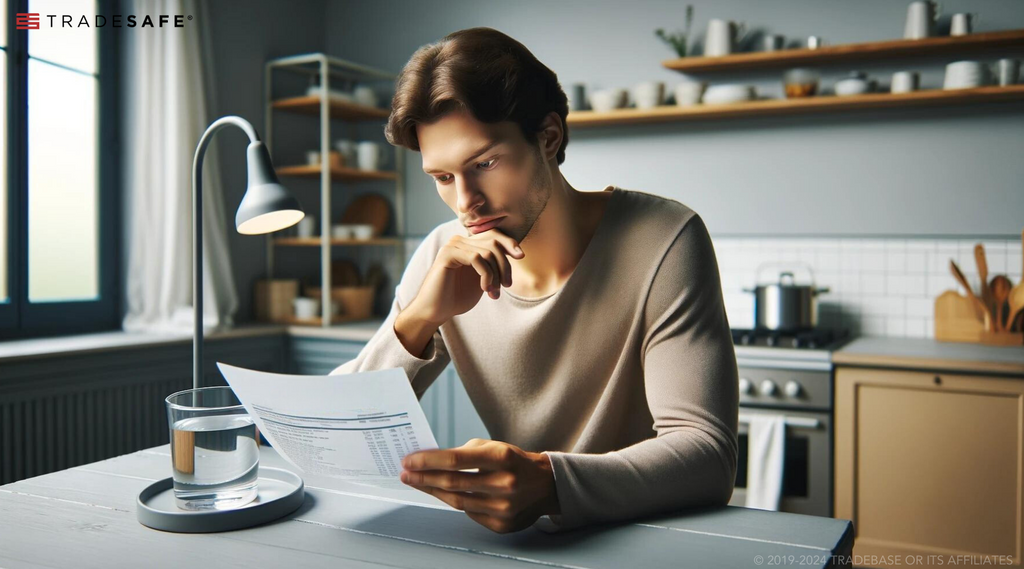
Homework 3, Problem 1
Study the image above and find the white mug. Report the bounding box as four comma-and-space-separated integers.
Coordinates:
891, 71, 920, 93
631, 81, 665, 109
293, 297, 320, 319
997, 58, 1020, 86
353, 85, 378, 107
950, 13, 974, 36
674, 81, 706, 106
762, 34, 785, 52
296, 215, 316, 238
356, 141, 388, 171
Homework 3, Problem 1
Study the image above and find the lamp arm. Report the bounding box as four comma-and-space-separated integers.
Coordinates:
191, 116, 261, 390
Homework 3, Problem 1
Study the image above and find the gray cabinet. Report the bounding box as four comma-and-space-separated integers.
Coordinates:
0, 331, 489, 486
418, 362, 489, 449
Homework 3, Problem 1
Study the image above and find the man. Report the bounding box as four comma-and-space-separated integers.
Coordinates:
330, 27, 738, 534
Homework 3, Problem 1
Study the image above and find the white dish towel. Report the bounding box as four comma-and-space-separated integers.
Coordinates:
744, 414, 786, 511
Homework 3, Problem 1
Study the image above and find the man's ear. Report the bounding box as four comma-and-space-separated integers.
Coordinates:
535, 111, 563, 163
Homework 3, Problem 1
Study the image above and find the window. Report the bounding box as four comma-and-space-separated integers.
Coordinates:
1, 0, 7, 307
1, 0, 118, 339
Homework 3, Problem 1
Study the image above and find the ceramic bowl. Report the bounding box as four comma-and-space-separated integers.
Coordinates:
589, 88, 627, 113
703, 84, 755, 105
351, 224, 374, 240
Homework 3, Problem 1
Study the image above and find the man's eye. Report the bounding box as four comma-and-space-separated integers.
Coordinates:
477, 158, 497, 169
434, 174, 452, 184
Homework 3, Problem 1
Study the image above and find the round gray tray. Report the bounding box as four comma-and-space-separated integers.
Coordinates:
136, 467, 305, 533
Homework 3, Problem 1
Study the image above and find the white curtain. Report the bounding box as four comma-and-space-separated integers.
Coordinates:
122, 0, 239, 334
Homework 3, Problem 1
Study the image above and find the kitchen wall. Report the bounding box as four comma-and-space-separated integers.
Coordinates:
324, 0, 1024, 237
715, 236, 1023, 338
322, 0, 1024, 338
184, 1, 1024, 334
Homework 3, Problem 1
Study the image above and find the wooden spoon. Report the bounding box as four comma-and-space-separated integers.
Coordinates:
1007, 229, 1024, 335
990, 275, 1011, 333
1010, 307, 1024, 333
950, 260, 992, 332
975, 244, 994, 319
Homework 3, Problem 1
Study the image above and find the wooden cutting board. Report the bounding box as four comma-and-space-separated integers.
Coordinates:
340, 194, 390, 237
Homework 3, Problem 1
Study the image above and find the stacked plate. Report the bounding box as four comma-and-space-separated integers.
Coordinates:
943, 61, 990, 90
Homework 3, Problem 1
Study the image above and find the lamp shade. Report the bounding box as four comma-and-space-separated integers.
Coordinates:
235, 141, 304, 235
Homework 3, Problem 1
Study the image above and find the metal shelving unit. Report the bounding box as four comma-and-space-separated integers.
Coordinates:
264, 53, 405, 327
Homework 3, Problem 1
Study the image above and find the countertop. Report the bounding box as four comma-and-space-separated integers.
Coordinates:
0, 320, 385, 364
0, 444, 854, 568
833, 336, 1024, 376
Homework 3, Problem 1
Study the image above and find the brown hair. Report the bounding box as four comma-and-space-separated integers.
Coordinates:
385, 27, 570, 165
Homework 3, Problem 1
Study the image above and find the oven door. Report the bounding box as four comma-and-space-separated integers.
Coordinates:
728, 407, 832, 517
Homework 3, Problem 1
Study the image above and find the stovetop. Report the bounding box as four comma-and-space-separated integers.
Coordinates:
731, 328, 854, 368
731, 328, 851, 350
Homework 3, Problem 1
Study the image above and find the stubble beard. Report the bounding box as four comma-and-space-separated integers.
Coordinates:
503, 148, 551, 244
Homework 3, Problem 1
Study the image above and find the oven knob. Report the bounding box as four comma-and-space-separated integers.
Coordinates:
784, 381, 802, 398
759, 379, 778, 396
739, 377, 753, 394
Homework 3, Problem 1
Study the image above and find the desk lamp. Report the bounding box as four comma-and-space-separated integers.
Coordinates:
192, 116, 303, 389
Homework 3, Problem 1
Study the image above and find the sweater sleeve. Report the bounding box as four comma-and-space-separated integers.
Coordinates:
537, 213, 739, 532
328, 227, 452, 399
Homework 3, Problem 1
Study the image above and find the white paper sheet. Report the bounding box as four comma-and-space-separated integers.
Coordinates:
216, 362, 439, 490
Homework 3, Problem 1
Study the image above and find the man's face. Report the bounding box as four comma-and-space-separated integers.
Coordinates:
418, 108, 551, 243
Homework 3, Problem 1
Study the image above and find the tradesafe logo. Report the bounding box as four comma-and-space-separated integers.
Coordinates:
16, 13, 40, 29
16, 12, 193, 30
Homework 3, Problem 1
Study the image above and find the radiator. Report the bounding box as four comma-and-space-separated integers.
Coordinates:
0, 377, 189, 485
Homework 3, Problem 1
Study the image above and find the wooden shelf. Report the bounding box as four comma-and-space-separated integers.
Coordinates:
663, 29, 1024, 73
566, 85, 1024, 127
276, 164, 398, 182
271, 95, 390, 120
274, 237, 403, 247
284, 314, 376, 326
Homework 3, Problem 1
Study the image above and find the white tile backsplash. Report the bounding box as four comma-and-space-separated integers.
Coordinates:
712, 236, 1024, 339
403, 233, 1021, 340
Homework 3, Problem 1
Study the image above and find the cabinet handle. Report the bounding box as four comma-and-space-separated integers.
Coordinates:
934, 375, 942, 385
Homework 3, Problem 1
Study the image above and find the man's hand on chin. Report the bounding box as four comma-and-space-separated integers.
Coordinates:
400, 438, 560, 534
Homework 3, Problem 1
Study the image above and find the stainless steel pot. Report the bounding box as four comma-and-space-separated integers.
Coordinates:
743, 264, 830, 332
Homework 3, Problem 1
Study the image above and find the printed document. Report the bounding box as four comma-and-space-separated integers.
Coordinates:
217, 362, 439, 490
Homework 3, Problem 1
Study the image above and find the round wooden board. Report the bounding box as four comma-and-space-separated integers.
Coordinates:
340, 194, 390, 237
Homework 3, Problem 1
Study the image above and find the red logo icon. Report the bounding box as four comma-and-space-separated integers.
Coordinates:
16, 13, 40, 29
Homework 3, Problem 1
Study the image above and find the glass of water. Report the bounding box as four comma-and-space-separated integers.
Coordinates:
165, 386, 259, 510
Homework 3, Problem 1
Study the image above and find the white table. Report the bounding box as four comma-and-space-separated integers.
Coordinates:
0, 445, 853, 568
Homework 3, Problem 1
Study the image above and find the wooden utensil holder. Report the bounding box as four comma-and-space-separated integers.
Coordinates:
935, 290, 1023, 346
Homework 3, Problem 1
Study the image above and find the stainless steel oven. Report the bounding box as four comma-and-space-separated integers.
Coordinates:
732, 406, 832, 517
728, 328, 848, 518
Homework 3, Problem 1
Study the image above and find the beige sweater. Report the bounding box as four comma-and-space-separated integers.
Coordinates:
330, 186, 739, 531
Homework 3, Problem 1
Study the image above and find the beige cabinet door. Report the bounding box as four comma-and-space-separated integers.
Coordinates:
835, 367, 1024, 567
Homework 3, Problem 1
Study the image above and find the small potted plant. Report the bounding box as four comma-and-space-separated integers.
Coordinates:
655, 4, 695, 57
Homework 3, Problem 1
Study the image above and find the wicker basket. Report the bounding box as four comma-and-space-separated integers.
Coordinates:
306, 286, 375, 320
